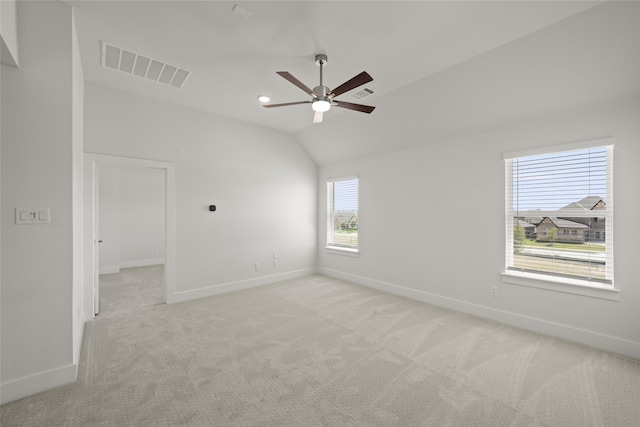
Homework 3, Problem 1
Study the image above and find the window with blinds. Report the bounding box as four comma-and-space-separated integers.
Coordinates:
327, 176, 359, 251
504, 140, 613, 285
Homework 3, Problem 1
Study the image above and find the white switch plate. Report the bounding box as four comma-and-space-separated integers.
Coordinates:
16, 208, 50, 224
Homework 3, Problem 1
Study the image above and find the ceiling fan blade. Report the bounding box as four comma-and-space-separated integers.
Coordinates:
333, 100, 375, 114
263, 101, 311, 108
313, 111, 323, 124
276, 71, 317, 98
328, 71, 373, 98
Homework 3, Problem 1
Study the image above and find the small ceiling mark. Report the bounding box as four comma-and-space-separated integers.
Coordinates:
232, 4, 252, 19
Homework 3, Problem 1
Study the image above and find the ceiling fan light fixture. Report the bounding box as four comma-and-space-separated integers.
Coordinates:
312, 99, 331, 112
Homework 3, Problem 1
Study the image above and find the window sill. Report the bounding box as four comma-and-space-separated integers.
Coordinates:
502, 271, 619, 301
325, 246, 360, 257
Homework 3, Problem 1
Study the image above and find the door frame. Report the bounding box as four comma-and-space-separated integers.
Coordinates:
83, 153, 175, 320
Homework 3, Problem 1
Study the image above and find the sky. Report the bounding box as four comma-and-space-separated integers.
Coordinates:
333, 178, 358, 212
511, 146, 608, 212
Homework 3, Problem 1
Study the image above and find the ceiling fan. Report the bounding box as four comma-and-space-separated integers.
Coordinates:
263, 54, 376, 124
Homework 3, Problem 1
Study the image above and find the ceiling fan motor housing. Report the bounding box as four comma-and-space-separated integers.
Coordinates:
312, 85, 332, 112
313, 85, 330, 98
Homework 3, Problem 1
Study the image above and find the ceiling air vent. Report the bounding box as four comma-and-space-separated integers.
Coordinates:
348, 81, 381, 100
101, 42, 190, 89
349, 87, 375, 100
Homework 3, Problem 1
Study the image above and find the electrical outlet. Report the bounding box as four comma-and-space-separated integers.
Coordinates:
490, 285, 498, 297
273, 251, 279, 259
255, 262, 261, 271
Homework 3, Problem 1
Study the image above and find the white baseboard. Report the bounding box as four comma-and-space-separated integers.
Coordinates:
99, 265, 119, 275
119, 258, 165, 269
1, 363, 78, 405
319, 267, 640, 360
168, 267, 319, 304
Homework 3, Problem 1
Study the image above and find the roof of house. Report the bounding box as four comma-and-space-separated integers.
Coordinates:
543, 217, 589, 229
515, 219, 535, 228
560, 196, 605, 211
524, 216, 543, 225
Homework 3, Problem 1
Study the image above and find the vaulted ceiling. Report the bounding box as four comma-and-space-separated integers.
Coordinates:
69, 1, 639, 165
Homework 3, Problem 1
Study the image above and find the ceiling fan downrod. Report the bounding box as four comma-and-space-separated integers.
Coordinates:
313, 54, 331, 112
315, 54, 328, 87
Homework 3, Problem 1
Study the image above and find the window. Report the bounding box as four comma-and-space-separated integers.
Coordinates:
327, 176, 358, 252
505, 140, 613, 286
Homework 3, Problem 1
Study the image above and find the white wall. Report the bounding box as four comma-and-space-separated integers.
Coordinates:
84, 83, 318, 302
1, 0, 79, 403
318, 98, 640, 359
118, 166, 165, 268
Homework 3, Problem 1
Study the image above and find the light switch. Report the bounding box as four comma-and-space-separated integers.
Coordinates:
16, 207, 50, 224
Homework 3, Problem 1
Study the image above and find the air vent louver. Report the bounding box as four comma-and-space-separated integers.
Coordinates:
101, 42, 190, 89
349, 87, 375, 100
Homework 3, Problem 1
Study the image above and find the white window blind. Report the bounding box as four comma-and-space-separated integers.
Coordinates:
505, 140, 613, 285
327, 176, 359, 251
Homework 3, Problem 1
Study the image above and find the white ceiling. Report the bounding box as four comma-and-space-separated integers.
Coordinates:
69, 1, 639, 165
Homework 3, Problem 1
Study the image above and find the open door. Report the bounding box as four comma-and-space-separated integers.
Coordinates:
93, 165, 100, 315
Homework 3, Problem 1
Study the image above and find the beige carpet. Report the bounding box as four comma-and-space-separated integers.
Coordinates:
98, 264, 165, 314
1, 268, 639, 426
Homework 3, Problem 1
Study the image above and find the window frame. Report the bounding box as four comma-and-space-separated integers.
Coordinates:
502, 138, 618, 300
326, 175, 359, 256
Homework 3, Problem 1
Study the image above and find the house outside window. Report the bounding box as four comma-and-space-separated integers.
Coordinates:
327, 176, 359, 253
505, 140, 613, 286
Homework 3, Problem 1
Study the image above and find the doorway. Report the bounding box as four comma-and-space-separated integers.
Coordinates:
99, 265, 165, 315
83, 153, 175, 321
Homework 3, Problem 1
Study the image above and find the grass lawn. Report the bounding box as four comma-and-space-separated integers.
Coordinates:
512, 254, 606, 280
334, 231, 358, 246
522, 239, 605, 252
